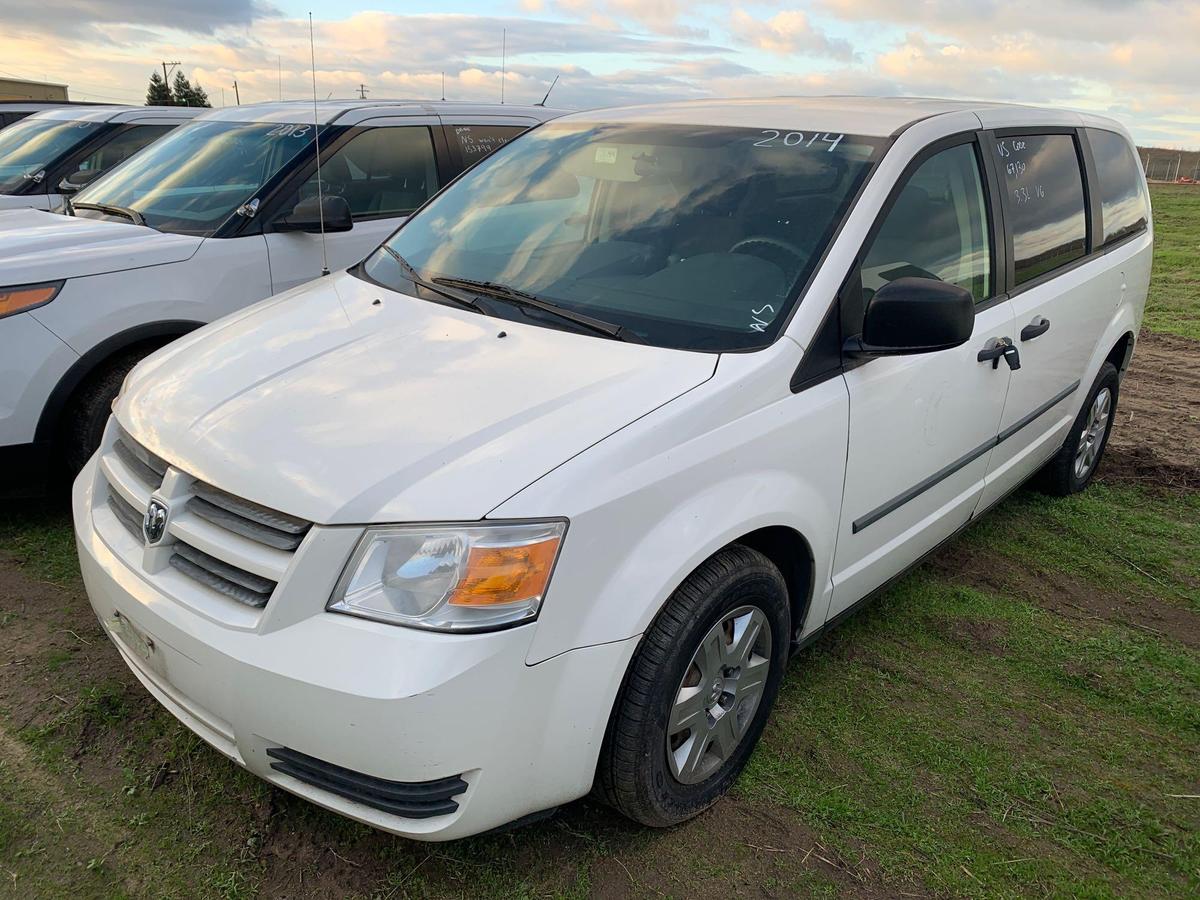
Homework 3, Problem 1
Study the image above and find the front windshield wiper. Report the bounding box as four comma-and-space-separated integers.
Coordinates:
431, 276, 644, 343
71, 201, 146, 227
380, 246, 481, 311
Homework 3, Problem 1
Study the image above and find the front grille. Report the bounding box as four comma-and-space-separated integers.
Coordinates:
266, 747, 467, 819
98, 426, 313, 613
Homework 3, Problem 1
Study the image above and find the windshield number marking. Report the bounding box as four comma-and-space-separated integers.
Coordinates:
265, 124, 313, 138
754, 131, 844, 151
748, 303, 775, 332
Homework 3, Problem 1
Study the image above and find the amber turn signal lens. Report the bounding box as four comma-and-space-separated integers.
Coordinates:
0, 282, 62, 319
447, 537, 561, 607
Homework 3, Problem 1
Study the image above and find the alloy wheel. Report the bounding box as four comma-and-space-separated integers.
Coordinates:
1074, 386, 1112, 481
666, 605, 772, 785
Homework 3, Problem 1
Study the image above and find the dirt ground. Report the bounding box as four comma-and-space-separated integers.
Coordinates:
1104, 331, 1200, 491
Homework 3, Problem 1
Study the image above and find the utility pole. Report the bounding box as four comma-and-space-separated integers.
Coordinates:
441, 72, 445, 101
500, 28, 506, 104
232, 80, 240, 105
356, 83, 369, 100
162, 60, 181, 105
278, 55, 282, 101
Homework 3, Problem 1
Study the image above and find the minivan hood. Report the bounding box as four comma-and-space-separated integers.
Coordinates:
119, 272, 716, 524
0, 208, 201, 283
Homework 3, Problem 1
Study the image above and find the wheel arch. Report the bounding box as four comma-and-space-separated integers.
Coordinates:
1105, 329, 1135, 378
732, 525, 816, 646
34, 319, 204, 444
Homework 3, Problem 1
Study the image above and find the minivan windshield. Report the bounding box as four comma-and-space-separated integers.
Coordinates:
73, 120, 319, 236
0, 117, 107, 193
362, 121, 883, 351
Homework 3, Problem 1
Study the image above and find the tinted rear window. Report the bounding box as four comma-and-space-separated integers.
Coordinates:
449, 125, 526, 164
995, 134, 1087, 285
1087, 128, 1148, 246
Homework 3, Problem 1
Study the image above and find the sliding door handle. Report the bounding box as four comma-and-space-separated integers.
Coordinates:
1020, 316, 1051, 341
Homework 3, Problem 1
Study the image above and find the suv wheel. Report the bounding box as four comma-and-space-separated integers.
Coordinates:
1036, 361, 1120, 496
60, 349, 148, 476
596, 544, 789, 827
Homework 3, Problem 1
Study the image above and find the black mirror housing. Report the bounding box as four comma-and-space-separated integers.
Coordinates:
847, 276, 975, 357
273, 195, 353, 234
58, 169, 104, 194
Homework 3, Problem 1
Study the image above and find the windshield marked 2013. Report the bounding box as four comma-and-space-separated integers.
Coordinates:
265, 124, 313, 138
753, 131, 844, 151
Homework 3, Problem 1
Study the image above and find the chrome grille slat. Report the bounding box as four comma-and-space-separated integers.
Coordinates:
169, 552, 273, 609
186, 496, 305, 551
107, 490, 143, 539
112, 438, 163, 491
172, 542, 276, 595
115, 429, 167, 482
192, 482, 310, 535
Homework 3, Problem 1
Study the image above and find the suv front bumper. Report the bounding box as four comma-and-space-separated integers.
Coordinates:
73, 456, 637, 840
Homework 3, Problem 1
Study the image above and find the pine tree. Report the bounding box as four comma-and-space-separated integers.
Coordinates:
172, 70, 194, 106
187, 79, 211, 108
146, 71, 173, 106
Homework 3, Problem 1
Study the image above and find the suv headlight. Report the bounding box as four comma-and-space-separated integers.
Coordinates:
328, 521, 566, 632
0, 280, 63, 320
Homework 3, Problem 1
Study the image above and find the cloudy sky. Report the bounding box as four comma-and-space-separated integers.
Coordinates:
2, 1, 1197, 147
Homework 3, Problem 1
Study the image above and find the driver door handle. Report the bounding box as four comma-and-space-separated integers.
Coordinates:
1020, 316, 1051, 341
978, 336, 1021, 370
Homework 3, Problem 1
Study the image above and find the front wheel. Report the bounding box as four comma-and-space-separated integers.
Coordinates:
596, 544, 790, 827
1035, 361, 1119, 496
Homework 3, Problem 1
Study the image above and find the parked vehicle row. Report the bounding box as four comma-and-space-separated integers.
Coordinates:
0, 100, 557, 485
5, 93, 1153, 840
0, 105, 203, 212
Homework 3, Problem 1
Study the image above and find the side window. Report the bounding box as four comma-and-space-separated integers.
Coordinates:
449, 125, 526, 166
298, 126, 438, 219
861, 142, 991, 304
74, 124, 173, 173
994, 134, 1087, 285
1087, 128, 1149, 246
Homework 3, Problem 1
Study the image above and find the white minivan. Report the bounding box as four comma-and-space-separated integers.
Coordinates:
0, 100, 558, 486
0, 105, 201, 211
74, 97, 1152, 840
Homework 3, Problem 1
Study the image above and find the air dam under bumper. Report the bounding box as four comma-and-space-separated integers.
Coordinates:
73, 459, 638, 840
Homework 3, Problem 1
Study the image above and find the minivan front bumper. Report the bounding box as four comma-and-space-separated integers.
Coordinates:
73, 456, 637, 840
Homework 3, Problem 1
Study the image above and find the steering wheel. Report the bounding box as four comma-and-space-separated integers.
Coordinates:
729, 235, 806, 274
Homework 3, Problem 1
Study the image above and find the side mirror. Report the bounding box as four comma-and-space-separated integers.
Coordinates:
845, 276, 974, 357
273, 195, 353, 234
58, 169, 104, 194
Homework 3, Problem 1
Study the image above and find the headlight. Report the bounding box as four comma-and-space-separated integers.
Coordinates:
0, 281, 64, 320
328, 521, 566, 632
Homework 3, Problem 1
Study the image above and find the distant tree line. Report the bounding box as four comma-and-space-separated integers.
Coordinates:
146, 70, 211, 107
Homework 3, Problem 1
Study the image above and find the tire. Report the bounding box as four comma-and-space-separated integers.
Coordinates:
59, 349, 148, 476
1035, 361, 1120, 496
596, 544, 790, 827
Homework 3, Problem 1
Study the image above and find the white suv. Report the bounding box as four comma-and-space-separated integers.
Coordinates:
74, 97, 1152, 840
0, 105, 201, 211
0, 100, 558, 486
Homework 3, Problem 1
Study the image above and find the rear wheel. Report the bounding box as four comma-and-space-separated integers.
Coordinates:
1035, 362, 1119, 496
596, 544, 789, 827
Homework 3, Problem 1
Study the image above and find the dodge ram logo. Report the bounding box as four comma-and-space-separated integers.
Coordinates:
143, 499, 169, 545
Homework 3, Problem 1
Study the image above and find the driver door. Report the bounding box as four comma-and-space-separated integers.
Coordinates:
828, 136, 1015, 619
264, 120, 442, 294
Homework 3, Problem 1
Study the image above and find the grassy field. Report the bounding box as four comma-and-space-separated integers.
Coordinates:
1143, 184, 1200, 340
0, 185, 1196, 899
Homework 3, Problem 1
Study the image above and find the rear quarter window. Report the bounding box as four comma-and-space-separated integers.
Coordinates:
994, 133, 1088, 285
1087, 128, 1149, 246
449, 125, 526, 165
